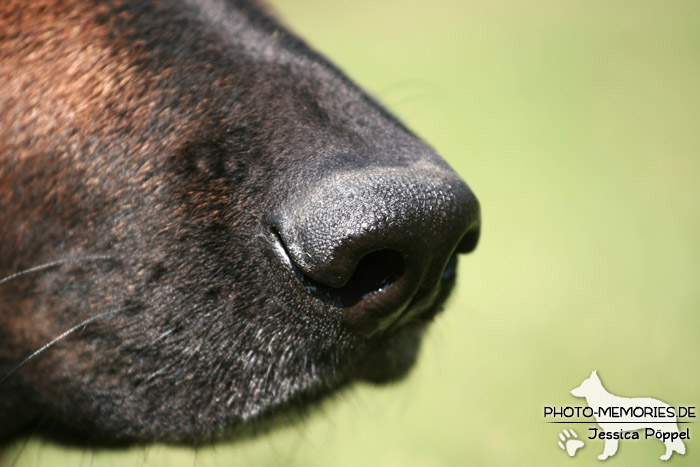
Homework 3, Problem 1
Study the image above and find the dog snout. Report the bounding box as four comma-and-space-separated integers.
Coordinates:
271, 166, 480, 336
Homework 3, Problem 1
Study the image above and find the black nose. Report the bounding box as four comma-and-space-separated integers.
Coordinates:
272, 167, 480, 336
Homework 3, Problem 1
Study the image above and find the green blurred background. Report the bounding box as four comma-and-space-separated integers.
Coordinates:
3, 0, 699, 465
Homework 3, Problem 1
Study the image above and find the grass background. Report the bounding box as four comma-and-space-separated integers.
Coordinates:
3, 0, 699, 465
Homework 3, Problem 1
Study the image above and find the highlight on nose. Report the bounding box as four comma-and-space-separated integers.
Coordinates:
271, 167, 480, 336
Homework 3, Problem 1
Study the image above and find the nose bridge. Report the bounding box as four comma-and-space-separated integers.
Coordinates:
275, 166, 476, 285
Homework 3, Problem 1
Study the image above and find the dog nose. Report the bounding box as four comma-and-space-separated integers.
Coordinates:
272, 167, 480, 336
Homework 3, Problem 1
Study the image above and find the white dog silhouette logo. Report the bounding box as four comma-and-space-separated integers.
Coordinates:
571, 370, 687, 461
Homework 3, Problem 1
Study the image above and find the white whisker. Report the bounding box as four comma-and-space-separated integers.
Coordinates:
0, 304, 136, 385
0, 255, 114, 286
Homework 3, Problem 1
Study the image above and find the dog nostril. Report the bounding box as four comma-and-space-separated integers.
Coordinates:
331, 250, 404, 307
270, 221, 406, 305
282, 245, 406, 309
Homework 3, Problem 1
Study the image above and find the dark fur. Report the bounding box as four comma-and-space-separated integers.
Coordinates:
0, 0, 478, 444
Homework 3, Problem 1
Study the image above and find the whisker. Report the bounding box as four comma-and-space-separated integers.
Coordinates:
0, 304, 136, 385
0, 255, 114, 287
137, 362, 173, 388
0, 284, 90, 303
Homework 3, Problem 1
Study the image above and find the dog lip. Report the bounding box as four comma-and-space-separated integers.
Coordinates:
358, 320, 426, 383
